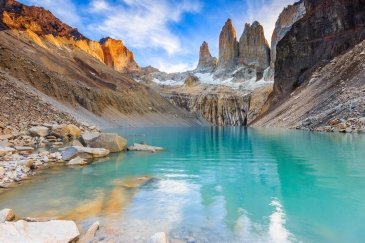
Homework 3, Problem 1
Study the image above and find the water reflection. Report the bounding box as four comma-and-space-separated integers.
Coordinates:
0, 127, 364, 242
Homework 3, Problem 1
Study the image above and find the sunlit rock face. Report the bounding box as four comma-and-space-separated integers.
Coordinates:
273, 0, 365, 103
238, 21, 270, 70
100, 37, 139, 72
196, 41, 217, 72
267, 0, 306, 80
217, 19, 239, 70
0, 0, 139, 73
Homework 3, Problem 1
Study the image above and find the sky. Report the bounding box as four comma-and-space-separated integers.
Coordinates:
19, 0, 295, 73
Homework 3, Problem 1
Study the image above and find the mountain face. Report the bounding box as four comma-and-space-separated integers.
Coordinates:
238, 21, 270, 70
253, 0, 365, 133
272, 0, 365, 103
196, 41, 217, 72
0, 0, 204, 128
217, 19, 239, 70
0, 0, 139, 73
269, 0, 306, 79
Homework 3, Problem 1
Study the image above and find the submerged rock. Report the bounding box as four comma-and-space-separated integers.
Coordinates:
127, 143, 164, 153
149, 232, 169, 243
0, 220, 80, 242
61, 146, 110, 161
67, 156, 88, 165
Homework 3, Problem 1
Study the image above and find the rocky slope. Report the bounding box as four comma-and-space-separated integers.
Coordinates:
0, 0, 139, 72
253, 38, 365, 133
0, 0, 206, 128
254, 0, 365, 132
272, 0, 365, 104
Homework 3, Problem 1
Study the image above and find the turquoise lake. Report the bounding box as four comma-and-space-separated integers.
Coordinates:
1, 127, 365, 242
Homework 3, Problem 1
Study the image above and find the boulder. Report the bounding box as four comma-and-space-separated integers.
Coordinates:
0, 220, 80, 242
127, 143, 163, 153
67, 124, 81, 138
51, 124, 69, 138
359, 117, 365, 125
0, 209, 15, 223
87, 133, 127, 152
0, 146, 15, 157
14, 146, 34, 152
148, 232, 169, 243
79, 221, 99, 243
61, 146, 110, 161
67, 156, 88, 166
28, 126, 49, 137
81, 131, 100, 144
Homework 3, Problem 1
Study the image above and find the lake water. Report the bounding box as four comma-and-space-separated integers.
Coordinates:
1, 127, 365, 242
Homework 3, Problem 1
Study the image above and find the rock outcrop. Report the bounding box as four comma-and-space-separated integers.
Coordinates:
238, 21, 270, 70
0, 0, 139, 73
272, 0, 365, 103
0, 0, 84, 39
165, 92, 250, 126
196, 41, 217, 72
100, 37, 139, 72
217, 19, 239, 70
269, 1, 306, 77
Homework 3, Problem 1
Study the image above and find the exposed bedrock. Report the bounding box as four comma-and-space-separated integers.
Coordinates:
267, 0, 306, 80
196, 41, 217, 72
238, 21, 270, 70
217, 19, 239, 70
272, 0, 365, 103
165, 93, 249, 126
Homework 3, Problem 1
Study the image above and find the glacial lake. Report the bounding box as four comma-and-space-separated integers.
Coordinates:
1, 127, 365, 242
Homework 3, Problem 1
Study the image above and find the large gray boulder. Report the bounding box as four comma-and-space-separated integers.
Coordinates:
61, 146, 109, 161
87, 133, 127, 152
0, 220, 80, 242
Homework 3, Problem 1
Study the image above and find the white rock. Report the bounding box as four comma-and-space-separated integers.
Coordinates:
0, 209, 15, 223
149, 232, 169, 243
0, 167, 4, 178
0, 147, 15, 157
67, 156, 88, 166
79, 221, 99, 243
0, 220, 80, 243
128, 143, 164, 153
28, 126, 49, 137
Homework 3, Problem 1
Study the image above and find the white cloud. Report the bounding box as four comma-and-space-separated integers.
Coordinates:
21, 0, 82, 27
88, 0, 201, 55
154, 58, 197, 73
243, 0, 295, 43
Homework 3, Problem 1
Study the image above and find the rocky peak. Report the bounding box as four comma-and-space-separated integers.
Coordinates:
196, 41, 217, 72
0, 0, 85, 40
238, 21, 270, 70
217, 18, 239, 70
273, 0, 365, 103
100, 37, 139, 72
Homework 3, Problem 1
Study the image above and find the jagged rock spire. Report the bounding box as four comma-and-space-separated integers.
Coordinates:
238, 21, 270, 70
196, 41, 217, 72
217, 18, 239, 70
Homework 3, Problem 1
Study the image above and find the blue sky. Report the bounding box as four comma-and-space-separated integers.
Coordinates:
19, 0, 295, 72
